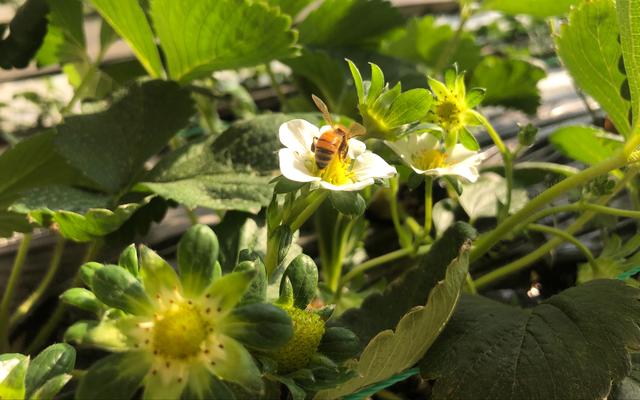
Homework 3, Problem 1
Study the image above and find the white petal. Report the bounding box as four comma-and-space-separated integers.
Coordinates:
447, 144, 479, 164
414, 132, 439, 151
352, 151, 397, 181
384, 140, 414, 167
279, 119, 319, 154
320, 178, 375, 191
347, 139, 367, 158
278, 149, 320, 183
449, 164, 480, 182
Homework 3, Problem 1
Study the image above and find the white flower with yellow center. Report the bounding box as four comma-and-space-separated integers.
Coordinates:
66, 225, 293, 400
278, 119, 397, 191
385, 133, 485, 182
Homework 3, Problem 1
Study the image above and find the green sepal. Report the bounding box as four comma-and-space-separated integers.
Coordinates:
367, 63, 385, 106
277, 277, 295, 308
212, 261, 222, 281
225, 303, 293, 351
92, 265, 153, 315
407, 171, 425, 190
0, 353, 28, 400
76, 352, 151, 400
25, 343, 75, 399
233, 258, 267, 305
178, 224, 220, 297
459, 127, 480, 151
209, 336, 263, 394
60, 288, 102, 315
313, 305, 335, 322
79, 262, 103, 289
273, 176, 305, 194
329, 191, 366, 217
318, 327, 360, 363
346, 59, 364, 104
29, 374, 72, 400
444, 130, 458, 152
138, 245, 181, 298
63, 320, 128, 351
444, 175, 464, 196
282, 254, 318, 309
118, 244, 139, 277
465, 87, 485, 108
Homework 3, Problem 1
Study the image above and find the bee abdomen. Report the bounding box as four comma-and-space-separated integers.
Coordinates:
315, 147, 334, 169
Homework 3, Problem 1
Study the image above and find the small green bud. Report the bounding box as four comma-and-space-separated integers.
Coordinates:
517, 123, 538, 147
272, 306, 325, 374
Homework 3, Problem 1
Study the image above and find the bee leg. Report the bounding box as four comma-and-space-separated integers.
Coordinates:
338, 139, 349, 160
311, 137, 317, 152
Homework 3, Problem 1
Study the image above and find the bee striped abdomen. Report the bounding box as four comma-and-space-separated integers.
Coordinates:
314, 134, 341, 169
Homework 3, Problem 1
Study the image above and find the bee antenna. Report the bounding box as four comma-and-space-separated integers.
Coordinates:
311, 94, 334, 127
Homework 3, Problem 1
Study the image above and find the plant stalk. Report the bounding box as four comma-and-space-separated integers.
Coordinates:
527, 223, 598, 271
0, 234, 32, 352
424, 176, 434, 238
340, 244, 431, 285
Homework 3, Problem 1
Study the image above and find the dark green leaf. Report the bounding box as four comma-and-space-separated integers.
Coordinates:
226, 303, 293, 351
213, 114, 293, 172
92, 265, 153, 315
0, 131, 88, 209
482, 0, 578, 17
550, 125, 624, 165
139, 135, 273, 213
421, 280, 640, 400
470, 56, 546, 114
317, 228, 471, 399
178, 224, 220, 297
25, 343, 75, 398
29, 374, 72, 400
55, 80, 194, 193
282, 254, 318, 309
150, 0, 297, 83
329, 191, 366, 217
298, 0, 403, 48
90, 0, 164, 77
557, 0, 632, 135
76, 352, 150, 400
0, 0, 49, 69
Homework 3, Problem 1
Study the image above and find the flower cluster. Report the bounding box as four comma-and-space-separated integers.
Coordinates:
62, 225, 293, 399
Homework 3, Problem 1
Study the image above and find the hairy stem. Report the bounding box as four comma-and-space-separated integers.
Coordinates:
0, 234, 32, 352
527, 223, 598, 270
424, 176, 434, 238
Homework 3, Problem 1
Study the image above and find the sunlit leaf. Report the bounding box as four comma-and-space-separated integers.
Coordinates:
550, 125, 624, 165
556, 0, 632, 135
36, 0, 85, 66
150, 0, 298, 83
90, 0, 164, 78
617, 0, 640, 129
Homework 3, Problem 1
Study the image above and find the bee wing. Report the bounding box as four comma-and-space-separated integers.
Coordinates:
311, 94, 334, 127
348, 122, 367, 138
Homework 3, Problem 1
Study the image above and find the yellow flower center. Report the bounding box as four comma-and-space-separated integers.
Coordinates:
307, 154, 355, 186
153, 303, 208, 359
436, 99, 462, 127
412, 149, 447, 170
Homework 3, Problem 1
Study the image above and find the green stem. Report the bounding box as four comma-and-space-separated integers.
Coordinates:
26, 240, 101, 354
61, 64, 97, 115
465, 274, 477, 294
433, 7, 470, 74
289, 191, 328, 232
0, 234, 32, 352
265, 62, 287, 109
10, 236, 66, 329
527, 223, 598, 271
470, 152, 627, 263
474, 171, 634, 289
328, 218, 356, 295
424, 176, 434, 238
475, 112, 513, 221
389, 176, 411, 248
340, 244, 431, 285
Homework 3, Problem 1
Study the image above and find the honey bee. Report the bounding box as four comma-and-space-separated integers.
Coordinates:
310, 94, 366, 170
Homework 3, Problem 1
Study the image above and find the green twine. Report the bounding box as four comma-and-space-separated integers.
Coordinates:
343, 367, 420, 400
617, 266, 640, 281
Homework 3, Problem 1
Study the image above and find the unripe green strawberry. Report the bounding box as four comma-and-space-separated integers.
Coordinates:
273, 306, 325, 373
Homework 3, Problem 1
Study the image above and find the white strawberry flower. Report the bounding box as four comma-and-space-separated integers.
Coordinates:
385, 132, 485, 182
278, 119, 396, 191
